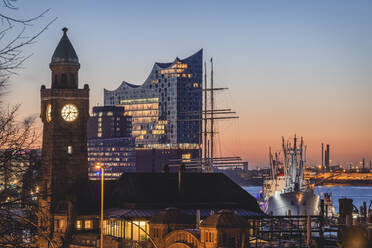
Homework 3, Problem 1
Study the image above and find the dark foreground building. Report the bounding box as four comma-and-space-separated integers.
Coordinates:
52, 172, 263, 248
135, 148, 200, 172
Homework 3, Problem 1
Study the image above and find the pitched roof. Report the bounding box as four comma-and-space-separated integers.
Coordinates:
75, 172, 263, 215
51, 27, 79, 65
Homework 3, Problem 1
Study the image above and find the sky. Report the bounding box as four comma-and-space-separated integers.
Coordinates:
3, 0, 372, 167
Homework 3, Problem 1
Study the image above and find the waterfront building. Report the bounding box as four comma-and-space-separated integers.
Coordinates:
87, 106, 135, 180
104, 49, 203, 149
36, 30, 262, 248
58, 172, 263, 247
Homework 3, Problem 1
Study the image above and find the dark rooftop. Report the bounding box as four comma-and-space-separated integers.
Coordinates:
75, 172, 263, 215
200, 209, 249, 228
150, 208, 195, 225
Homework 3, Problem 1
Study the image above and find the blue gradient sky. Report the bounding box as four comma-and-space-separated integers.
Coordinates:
4, 0, 372, 166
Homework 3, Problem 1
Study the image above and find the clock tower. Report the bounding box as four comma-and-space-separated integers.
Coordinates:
39, 27, 89, 245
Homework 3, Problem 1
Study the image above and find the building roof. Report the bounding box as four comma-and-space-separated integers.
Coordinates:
51, 27, 79, 65
200, 209, 249, 228
150, 208, 195, 224
75, 172, 263, 215
104, 49, 203, 92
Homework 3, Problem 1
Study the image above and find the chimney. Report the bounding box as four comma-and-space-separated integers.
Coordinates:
196, 209, 200, 228
321, 143, 324, 171
325, 144, 330, 172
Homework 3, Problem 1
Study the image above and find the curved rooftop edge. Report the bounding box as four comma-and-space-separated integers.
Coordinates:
104, 49, 203, 93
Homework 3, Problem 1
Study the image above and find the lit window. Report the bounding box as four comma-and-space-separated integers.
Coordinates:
107, 112, 113, 116
59, 219, 64, 229
193, 83, 198, 88
76, 220, 82, 229
84, 220, 93, 229
182, 153, 191, 162
99, 112, 103, 117
67, 146, 73, 155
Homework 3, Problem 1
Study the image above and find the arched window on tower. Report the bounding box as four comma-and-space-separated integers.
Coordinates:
61, 73, 67, 86
70, 73, 76, 87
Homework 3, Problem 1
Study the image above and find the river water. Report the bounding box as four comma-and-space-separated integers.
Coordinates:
243, 186, 372, 212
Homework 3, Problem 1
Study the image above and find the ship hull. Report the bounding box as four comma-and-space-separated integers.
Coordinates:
265, 190, 320, 216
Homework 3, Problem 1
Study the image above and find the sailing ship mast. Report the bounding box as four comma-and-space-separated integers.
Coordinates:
174, 57, 241, 171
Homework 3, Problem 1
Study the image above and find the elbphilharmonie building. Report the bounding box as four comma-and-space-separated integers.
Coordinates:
104, 49, 202, 149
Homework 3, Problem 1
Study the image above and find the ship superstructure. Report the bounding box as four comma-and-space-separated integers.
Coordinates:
259, 135, 320, 216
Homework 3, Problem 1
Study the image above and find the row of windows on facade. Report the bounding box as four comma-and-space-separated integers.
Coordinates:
133, 123, 165, 131
87, 147, 134, 151
154, 72, 194, 80
88, 163, 135, 169
103, 219, 149, 241
54, 219, 93, 232
88, 172, 126, 178
98, 121, 131, 128
54, 73, 76, 86
88, 157, 134, 162
88, 152, 133, 157
88, 157, 136, 163
92, 112, 132, 121
96, 116, 131, 124
97, 132, 131, 138
97, 127, 131, 132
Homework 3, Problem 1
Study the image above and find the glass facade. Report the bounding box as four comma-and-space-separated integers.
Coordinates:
103, 219, 149, 241
87, 106, 135, 180
88, 138, 136, 180
104, 49, 203, 149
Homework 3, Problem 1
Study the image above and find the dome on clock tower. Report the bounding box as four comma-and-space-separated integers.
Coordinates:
50, 27, 79, 65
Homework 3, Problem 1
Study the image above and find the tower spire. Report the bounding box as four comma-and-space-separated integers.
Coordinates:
50, 27, 80, 89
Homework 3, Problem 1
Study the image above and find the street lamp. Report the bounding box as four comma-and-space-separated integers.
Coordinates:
95, 162, 105, 248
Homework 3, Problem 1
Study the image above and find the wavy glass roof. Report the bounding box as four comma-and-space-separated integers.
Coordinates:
105, 49, 202, 92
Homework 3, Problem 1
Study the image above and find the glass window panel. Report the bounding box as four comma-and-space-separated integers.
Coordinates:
125, 221, 131, 240
133, 221, 139, 241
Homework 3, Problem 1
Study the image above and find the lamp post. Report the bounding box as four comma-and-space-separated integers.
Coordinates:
95, 163, 104, 248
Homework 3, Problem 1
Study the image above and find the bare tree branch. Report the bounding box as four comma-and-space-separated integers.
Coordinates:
0, 1, 56, 247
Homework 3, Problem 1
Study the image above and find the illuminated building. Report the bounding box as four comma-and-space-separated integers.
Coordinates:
37, 28, 262, 248
104, 49, 203, 149
69, 172, 263, 247
87, 106, 136, 180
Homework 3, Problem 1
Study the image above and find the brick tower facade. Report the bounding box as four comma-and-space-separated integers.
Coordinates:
38, 27, 89, 247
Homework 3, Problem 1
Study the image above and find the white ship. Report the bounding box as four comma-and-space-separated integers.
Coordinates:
258, 135, 320, 216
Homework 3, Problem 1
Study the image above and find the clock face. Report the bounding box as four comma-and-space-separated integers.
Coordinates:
46, 104, 52, 122
61, 104, 78, 122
